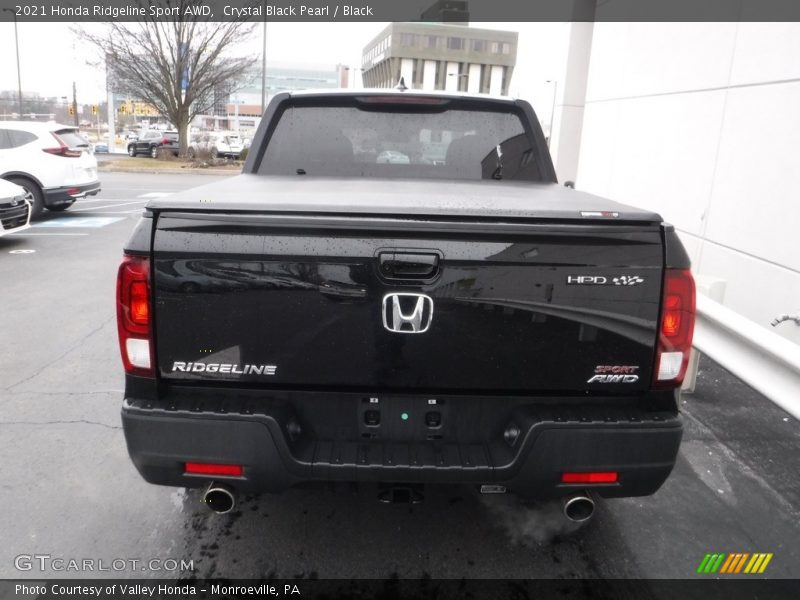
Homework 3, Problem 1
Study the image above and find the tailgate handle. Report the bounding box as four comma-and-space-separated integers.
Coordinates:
379, 252, 439, 279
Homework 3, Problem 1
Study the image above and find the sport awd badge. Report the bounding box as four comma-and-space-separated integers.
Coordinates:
382, 293, 434, 333
587, 365, 640, 384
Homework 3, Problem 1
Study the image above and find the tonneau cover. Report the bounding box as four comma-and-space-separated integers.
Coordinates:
146, 175, 663, 223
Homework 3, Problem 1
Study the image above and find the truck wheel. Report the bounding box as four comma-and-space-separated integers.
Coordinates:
128, 145, 137, 157
150, 146, 159, 159
7, 176, 44, 219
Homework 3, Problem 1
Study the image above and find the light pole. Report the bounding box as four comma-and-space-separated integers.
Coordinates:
2, 8, 23, 117
260, 10, 267, 112
546, 79, 558, 148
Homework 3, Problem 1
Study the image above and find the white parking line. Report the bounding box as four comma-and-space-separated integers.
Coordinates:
138, 192, 172, 198
8, 232, 89, 236
76, 198, 126, 203
71, 200, 148, 212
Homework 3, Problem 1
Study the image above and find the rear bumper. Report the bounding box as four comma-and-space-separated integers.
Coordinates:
43, 181, 101, 206
121, 393, 682, 500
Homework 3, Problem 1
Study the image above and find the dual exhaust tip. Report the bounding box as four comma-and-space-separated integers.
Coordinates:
203, 482, 236, 514
563, 492, 595, 523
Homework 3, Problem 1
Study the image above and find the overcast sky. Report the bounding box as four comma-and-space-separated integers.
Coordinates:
0, 21, 568, 120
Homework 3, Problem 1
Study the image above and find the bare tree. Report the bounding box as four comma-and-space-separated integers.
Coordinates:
76, 0, 257, 155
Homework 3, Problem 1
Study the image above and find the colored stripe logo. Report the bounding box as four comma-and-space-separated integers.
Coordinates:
697, 553, 773, 574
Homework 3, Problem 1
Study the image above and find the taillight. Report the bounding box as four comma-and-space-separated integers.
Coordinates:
161, 138, 171, 145
116, 254, 154, 377
655, 268, 696, 386
185, 463, 244, 477
42, 132, 82, 157
561, 472, 618, 484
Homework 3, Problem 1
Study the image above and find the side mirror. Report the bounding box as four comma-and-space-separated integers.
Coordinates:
564, 181, 575, 189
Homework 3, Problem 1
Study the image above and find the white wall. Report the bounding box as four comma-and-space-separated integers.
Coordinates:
422, 60, 436, 91
575, 23, 800, 344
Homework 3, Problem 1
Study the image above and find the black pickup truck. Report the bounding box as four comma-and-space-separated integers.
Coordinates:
117, 90, 695, 520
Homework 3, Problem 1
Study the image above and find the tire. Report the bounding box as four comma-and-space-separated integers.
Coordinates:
7, 176, 44, 219
46, 203, 72, 212
127, 145, 137, 157
150, 146, 159, 159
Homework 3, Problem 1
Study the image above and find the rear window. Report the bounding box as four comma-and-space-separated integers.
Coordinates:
257, 103, 543, 181
55, 129, 89, 149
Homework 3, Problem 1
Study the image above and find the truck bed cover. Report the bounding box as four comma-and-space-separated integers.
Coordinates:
145, 175, 663, 223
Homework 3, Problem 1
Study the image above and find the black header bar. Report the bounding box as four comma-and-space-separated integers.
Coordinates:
2, 0, 800, 23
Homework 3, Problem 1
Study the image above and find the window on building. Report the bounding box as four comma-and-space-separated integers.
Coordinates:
502, 43, 511, 54
426, 35, 441, 49
399, 33, 416, 47
448, 37, 464, 50
471, 39, 486, 52
480, 65, 490, 94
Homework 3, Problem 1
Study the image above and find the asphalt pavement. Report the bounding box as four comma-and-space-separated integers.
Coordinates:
0, 172, 798, 587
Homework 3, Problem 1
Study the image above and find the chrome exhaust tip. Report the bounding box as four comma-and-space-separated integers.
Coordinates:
203, 482, 236, 514
563, 493, 595, 523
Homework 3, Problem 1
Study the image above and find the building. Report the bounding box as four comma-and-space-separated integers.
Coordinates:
361, 22, 518, 95
228, 65, 340, 107
193, 64, 341, 133
420, 0, 470, 22
548, 14, 800, 347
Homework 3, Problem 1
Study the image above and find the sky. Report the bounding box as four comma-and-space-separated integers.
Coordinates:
0, 21, 569, 121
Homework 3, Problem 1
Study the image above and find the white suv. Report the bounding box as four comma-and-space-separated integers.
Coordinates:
0, 121, 101, 218
188, 131, 244, 159
0, 179, 31, 237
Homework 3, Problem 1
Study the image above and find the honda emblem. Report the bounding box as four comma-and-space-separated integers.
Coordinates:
382, 293, 434, 334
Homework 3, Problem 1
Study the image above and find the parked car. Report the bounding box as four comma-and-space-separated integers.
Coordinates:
127, 130, 179, 158
0, 121, 101, 217
0, 179, 32, 237
188, 131, 243, 159
376, 150, 411, 164
93, 143, 109, 154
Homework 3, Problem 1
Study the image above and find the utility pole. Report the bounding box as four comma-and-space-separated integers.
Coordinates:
546, 80, 558, 148
2, 8, 24, 117
72, 81, 79, 127
106, 53, 116, 153
260, 15, 267, 112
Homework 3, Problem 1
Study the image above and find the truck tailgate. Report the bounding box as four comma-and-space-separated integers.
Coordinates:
152, 212, 664, 394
